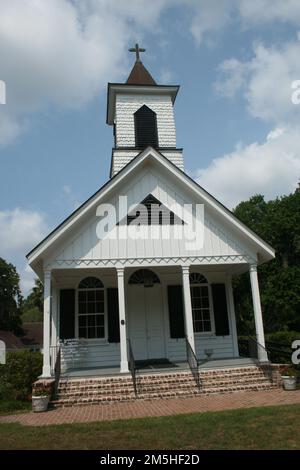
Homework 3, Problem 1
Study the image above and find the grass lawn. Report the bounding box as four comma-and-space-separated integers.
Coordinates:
0, 404, 300, 450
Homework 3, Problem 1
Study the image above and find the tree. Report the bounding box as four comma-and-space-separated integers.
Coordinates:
0, 258, 22, 334
21, 279, 43, 322
233, 190, 300, 335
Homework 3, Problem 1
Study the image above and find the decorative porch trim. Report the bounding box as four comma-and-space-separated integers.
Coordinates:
47, 254, 255, 270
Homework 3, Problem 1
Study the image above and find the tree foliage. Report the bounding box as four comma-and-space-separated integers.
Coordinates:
233, 189, 300, 334
21, 279, 43, 322
0, 258, 22, 334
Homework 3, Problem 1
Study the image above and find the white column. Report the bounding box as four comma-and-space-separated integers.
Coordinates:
249, 264, 268, 362
226, 277, 239, 357
181, 266, 195, 353
117, 268, 129, 373
50, 285, 58, 373
42, 270, 52, 377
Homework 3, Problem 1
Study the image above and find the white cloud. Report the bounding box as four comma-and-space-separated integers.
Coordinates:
0, 0, 170, 145
62, 185, 72, 195
187, 0, 235, 46
215, 37, 300, 123
0, 208, 47, 253
238, 0, 300, 26
186, 0, 300, 45
195, 126, 300, 209
0, 208, 48, 294
159, 68, 174, 83
20, 264, 36, 295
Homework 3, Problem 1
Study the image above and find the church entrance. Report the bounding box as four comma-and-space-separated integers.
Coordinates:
127, 269, 166, 361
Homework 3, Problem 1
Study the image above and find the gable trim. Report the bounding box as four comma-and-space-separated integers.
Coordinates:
27, 146, 275, 264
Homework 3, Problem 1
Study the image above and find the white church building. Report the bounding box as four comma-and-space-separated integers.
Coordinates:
28, 46, 277, 403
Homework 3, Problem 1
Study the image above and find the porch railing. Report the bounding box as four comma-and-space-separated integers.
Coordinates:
54, 346, 61, 399
127, 339, 137, 397
50, 345, 61, 399
239, 336, 274, 384
185, 337, 201, 390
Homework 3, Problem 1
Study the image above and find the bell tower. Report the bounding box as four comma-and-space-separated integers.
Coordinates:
107, 44, 184, 177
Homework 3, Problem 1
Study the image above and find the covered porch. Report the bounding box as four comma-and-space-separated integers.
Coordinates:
41, 258, 268, 379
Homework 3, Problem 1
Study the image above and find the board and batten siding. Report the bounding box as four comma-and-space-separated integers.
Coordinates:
48, 167, 254, 265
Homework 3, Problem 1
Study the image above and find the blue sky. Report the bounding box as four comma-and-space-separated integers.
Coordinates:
1, 0, 300, 294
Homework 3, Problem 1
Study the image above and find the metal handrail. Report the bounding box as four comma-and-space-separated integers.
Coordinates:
185, 337, 201, 390
54, 345, 61, 399
246, 336, 274, 384
127, 339, 137, 397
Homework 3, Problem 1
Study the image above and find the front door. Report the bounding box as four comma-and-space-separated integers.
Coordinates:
127, 284, 165, 360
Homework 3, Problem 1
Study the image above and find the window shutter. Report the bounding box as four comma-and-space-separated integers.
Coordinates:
167, 285, 185, 339
59, 289, 75, 340
107, 288, 120, 343
211, 284, 230, 336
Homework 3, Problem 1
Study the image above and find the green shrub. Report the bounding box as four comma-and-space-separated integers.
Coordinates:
265, 330, 300, 346
0, 350, 42, 401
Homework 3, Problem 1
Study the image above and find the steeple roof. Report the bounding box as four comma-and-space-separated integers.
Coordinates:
126, 60, 157, 86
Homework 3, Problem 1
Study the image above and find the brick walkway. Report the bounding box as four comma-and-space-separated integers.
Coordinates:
0, 389, 299, 427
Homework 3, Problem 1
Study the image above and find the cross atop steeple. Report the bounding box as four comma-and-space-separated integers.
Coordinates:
128, 43, 145, 62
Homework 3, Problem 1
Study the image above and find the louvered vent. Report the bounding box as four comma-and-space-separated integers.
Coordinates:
134, 105, 158, 148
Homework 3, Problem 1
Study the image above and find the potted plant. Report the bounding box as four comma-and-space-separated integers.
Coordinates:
32, 386, 50, 412
281, 367, 298, 391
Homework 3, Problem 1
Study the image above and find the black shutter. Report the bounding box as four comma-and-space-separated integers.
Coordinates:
167, 285, 185, 339
134, 105, 158, 148
59, 289, 75, 340
211, 284, 230, 336
107, 288, 120, 343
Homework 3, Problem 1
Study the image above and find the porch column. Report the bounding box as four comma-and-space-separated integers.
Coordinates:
117, 268, 129, 373
249, 264, 268, 362
181, 266, 195, 353
226, 276, 239, 357
42, 270, 51, 377
50, 284, 58, 373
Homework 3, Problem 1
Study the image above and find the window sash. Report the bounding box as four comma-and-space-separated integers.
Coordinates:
190, 284, 212, 333
77, 287, 105, 339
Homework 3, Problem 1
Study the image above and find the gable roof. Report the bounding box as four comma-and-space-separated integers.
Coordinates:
27, 147, 275, 269
126, 60, 157, 85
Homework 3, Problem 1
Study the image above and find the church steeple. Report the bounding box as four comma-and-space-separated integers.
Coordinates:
126, 43, 157, 85
106, 45, 184, 177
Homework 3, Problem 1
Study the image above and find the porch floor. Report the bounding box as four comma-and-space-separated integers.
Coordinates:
60, 357, 257, 379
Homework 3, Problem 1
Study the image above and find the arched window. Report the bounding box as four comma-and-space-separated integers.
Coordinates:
78, 277, 105, 339
189, 273, 212, 333
128, 269, 160, 287
134, 105, 158, 148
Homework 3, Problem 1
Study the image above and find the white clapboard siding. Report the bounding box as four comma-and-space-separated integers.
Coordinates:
167, 336, 235, 362
61, 340, 120, 370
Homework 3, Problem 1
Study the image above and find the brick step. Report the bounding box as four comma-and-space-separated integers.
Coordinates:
137, 389, 201, 400
199, 369, 272, 378
58, 381, 132, 393
202, 383, 277, 394
200, 376, 274, 387
53, 394, 136, 407
58, 378, 133, 387
199, 368, 273, 378
57, 389, 135, 399
58, 383, 196, 398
